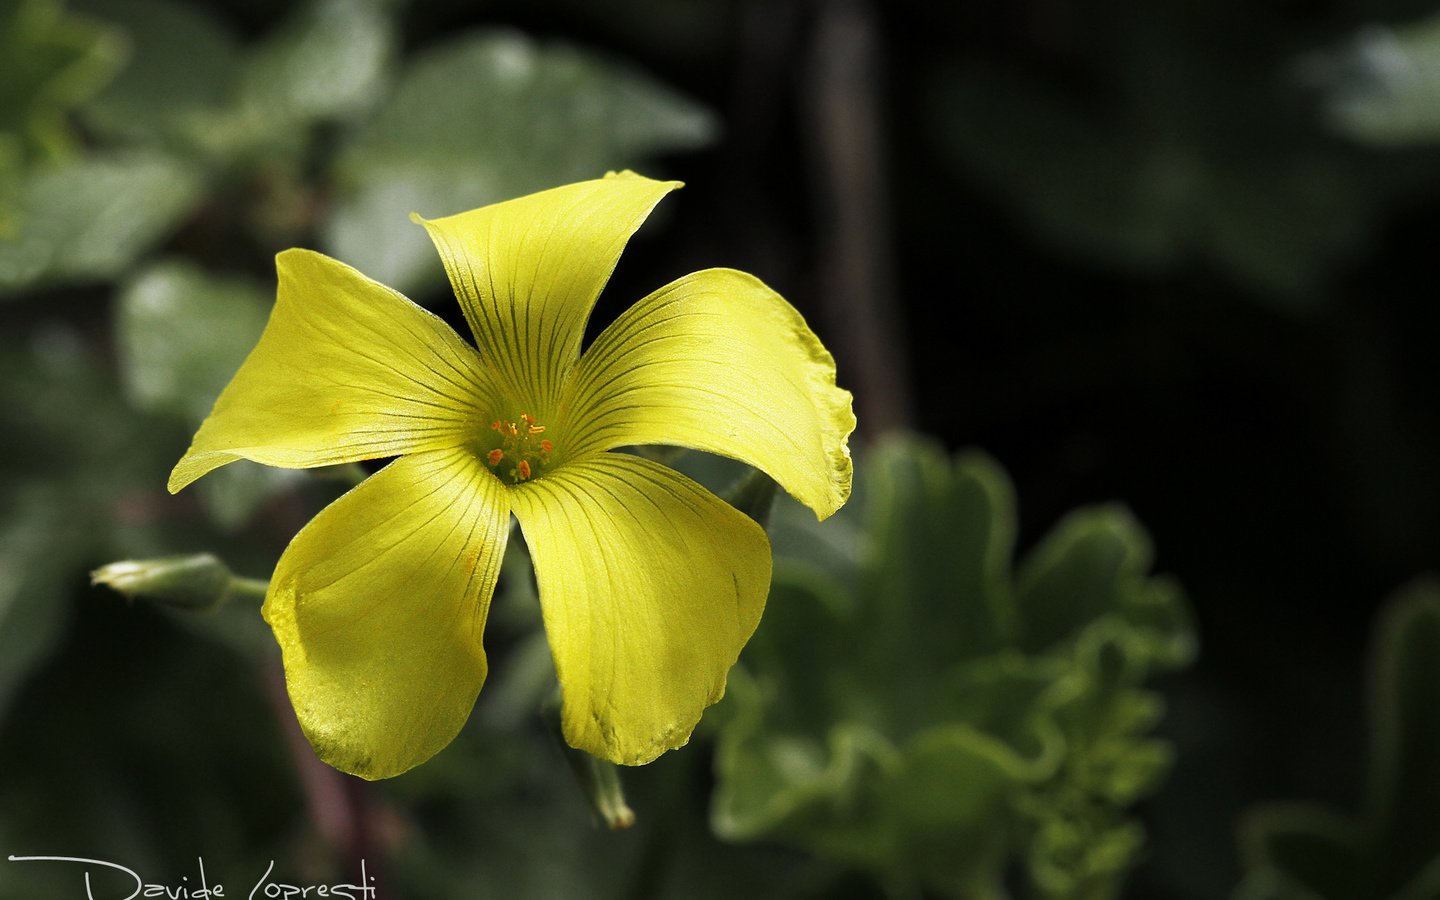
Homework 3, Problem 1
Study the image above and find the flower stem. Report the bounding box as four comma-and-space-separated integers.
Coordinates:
227, 576, 270, 603
542, 692, 636, 829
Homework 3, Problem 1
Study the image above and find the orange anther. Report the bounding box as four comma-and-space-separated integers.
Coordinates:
517, 459, 532, 480
487, 449, 504, 466
540, 439, 554, 454
528, 425, 546, 434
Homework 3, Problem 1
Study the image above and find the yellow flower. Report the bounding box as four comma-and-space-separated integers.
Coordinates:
169, 172, 855, 779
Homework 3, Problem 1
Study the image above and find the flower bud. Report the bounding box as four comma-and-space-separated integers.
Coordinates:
91, 553, 236, 612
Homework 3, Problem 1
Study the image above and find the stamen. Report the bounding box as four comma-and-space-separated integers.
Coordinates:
483, 412, 555, 483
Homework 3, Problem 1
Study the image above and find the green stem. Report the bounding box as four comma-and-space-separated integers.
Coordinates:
227, 576, 270, 602
724, 467, 778, 530
542, 691, 636, 829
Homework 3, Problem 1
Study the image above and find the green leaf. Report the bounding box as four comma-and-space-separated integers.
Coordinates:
115, 260, 299, 528
1028, 811, 1145, 900
0, 153, 203, 293
892, 729, 1018, 899
74, 0, 240, 148
323, 29, 717, 294
0, 0, 126, 163
712, 434, 1194, 897
925, 10, 1401, 304
116, 260, 270, 421
1312, 16, 1440, 146
74, 0, 396, 164
237, 0, 395, 125
1237, 580, 1440, 899
1239, 805, 1366, 900
863, 443, 1017, 664
1367, 580, 1440, 887
1015, 506, 1154, 656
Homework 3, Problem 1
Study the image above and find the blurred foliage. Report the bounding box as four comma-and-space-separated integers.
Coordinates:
0, 0, 123, 234
0, 154, 204, 291
1304, 13, 1440, 146
0, 325, 174, 722
72, 0, 395, 161
1235, 579, 1440, 900
325, 29, 717, 293
114, 259, 294, 528
2, 0, 715, 296
926, 3, 1440, 302
712, 436, 1195, 899
0, 0, 122, 162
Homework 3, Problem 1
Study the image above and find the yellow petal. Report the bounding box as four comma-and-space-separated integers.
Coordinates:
169, 248, 494, 493
511, 453, 771, 765
563, 268, 855, 519
262, 448, 510, 779
412, 171, 679, 414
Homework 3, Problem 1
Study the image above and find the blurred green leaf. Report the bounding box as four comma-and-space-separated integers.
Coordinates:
0, 0, 125, 163
1237, 579, 1440, 899
0, 153, 203, 293
74, 0, 239, 148
76, 0, 395, 165
1305, 16, 1440, 146
238, 0, 394, 126
0, 0, 123, 236
712, 435, 1195, 898
323, 29, 717, 294
1237, 805, 1365, 900
116, 260, 269, 421
1371, 582, 1440, 881
115, 259, 299, 528
921, 0, 1440, 305
1016, 508, 1153, 654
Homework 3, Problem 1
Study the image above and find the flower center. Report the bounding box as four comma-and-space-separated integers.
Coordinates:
483, 412, 554, 484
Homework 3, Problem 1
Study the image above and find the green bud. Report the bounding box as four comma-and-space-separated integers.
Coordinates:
91, 553, 240, 612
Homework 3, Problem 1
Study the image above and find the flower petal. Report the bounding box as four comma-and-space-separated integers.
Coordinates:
169, 248, 494, 493
510, 453, 770, 765
412, 171, 679, 413
262, 447, 510, 779
563, 268, 855, 519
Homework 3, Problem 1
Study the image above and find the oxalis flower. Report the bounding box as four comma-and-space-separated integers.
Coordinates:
169, 172, 855, 780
